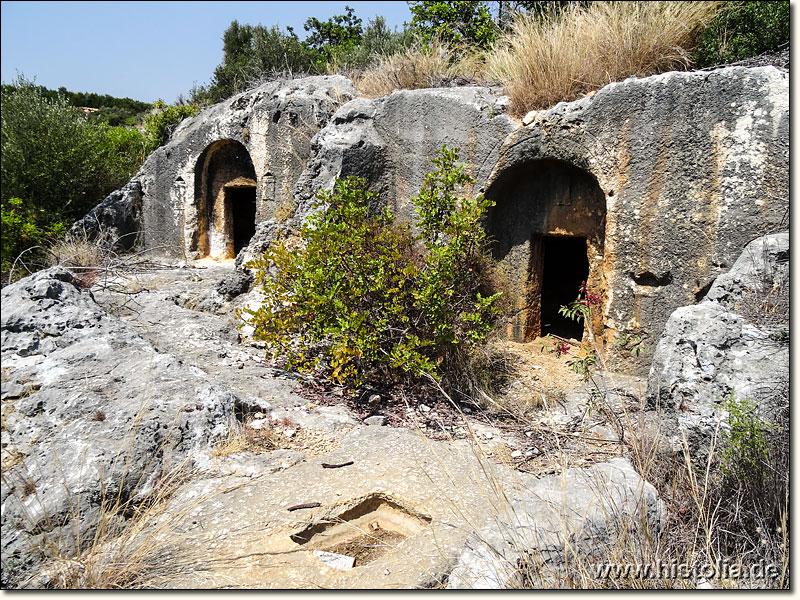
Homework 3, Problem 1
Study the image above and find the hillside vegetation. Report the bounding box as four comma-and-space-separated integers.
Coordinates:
193, 1, 787, 112
0, 78, 199, 282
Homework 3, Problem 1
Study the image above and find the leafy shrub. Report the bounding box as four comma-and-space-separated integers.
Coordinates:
143, 101, 201, 151
326, 16, 416, 73
1, 76, 149, 283
408, 0, 498, 49
2, 78, 110, 216
243, 146, 501, 397
692, 0, 789, 68
1, 198, 66, 279
719, 393, 771, 484
713, 390, 789, 576
199, 21, 319, 103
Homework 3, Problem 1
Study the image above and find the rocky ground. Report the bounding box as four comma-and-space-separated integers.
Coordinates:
1, 259, 663, 589
2, 230, 786, 588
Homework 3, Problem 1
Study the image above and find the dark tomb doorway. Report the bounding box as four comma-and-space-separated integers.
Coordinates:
228, 186, 257, 255
540, 236, 589, 340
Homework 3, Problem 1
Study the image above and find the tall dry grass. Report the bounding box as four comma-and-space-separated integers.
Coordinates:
356, 39, 486, 98
485, 1, 724, 115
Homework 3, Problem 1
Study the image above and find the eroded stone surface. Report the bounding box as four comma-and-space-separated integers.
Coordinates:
0, 268, 239, 584
2, 264, 669, 589
78, 76, 356, 260
107, 428, 662, 589
76, 68, 787, 376
446, 457, 664, 589
645, 232, 789, 457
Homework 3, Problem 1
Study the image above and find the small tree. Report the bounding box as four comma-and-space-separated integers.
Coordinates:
243, 146, 501, 396
409, 1, 498, 48
303, 5, 364, 67
1, 76, 150, 281
143, 101, 201, 151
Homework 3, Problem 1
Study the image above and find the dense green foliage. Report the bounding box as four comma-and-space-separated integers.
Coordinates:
303, 5, 364, 68
0, 82, 153, 126
1, 198, 66, 276
243, 147, 500, 395
195, 20, 317, 104
1, 77, 150, 279
408, 1, 590, 46
409, 1, 498, 48
720, 393, 770, 483
194, 9, 413, 103
714, 391, 788, 563
143, 100, 201, 151
692, 0, 789, 67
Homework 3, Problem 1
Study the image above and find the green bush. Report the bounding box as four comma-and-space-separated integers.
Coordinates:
143, 101, 201, 151
720, 393, 771, 484
243, 146, 501, 396
714, 390, 788, 571
199, 14, 414, 103
2, 78, 109, 217
1, 76, 150, 282
1, 198, 66, 278
408, 1, 498, 49
100, 125, 150, 182
693, 0, 789, 67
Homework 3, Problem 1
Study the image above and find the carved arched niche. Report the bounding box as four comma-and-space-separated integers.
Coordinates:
192, 140, 257, 259
486, 159, 606, 344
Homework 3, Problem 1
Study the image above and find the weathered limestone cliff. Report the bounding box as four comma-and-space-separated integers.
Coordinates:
73, 67, 788, 375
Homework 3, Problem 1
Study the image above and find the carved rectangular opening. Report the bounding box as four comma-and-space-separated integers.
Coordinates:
227, 186, 257, 255
291, 494, 430, 568
540, 236, 589, 340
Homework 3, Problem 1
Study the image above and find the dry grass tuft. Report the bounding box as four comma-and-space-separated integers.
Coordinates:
486, 1, 723, 115
47, 231, 113, 268
30, 464, 201, 589
44, 230, 117, 288
355, 39, 486, 98
211, 419, 281, 457
212, 417, 340, 460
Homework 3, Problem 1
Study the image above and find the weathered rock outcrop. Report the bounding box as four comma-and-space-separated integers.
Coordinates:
81, 76, 356, 260
75, 66, 788, 377
0, 268, 239, 585
446, 457, 664, 588
486, 67, 787, 372
289, 67, 787, 375
645, 232, 789, 456
69, 180, 143, 249
87, 428, 662, 589
291, 87, 516, 225
2, 264, 667, 589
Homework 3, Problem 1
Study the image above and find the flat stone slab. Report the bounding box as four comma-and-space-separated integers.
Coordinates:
118, 427, 661, 589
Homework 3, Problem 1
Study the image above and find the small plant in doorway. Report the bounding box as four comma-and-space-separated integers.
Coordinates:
543, 281, 603, 382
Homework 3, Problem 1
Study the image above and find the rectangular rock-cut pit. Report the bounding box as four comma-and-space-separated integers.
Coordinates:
291, 494, 431, 567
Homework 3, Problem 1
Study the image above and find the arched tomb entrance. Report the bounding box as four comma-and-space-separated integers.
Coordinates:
192, 140, 257, 259
486, 160, 606, 343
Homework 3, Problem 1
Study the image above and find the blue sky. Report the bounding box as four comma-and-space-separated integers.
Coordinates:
1, 1, 413, 103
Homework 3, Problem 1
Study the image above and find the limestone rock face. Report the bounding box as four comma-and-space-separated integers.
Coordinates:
69, 179, 143, 249
0, 268, 238, 584
285, 68, 787, 374
292, 87, 516, 226
645, 232, 789, 456
82, 76, 356, 260
484, 67, 788, 372
446, 457, 665, 589
74, 67, 788, 375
